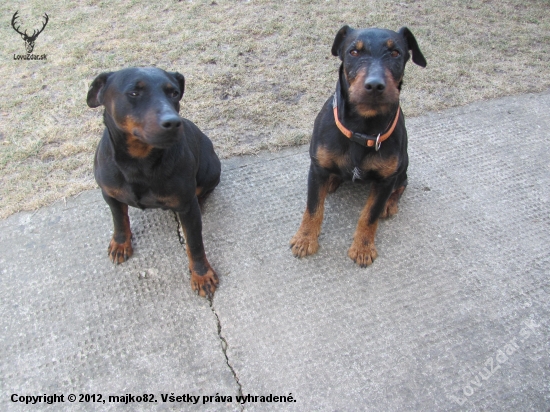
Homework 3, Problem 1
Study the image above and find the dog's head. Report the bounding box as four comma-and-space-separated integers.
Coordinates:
332, 26, 426, 118
87, 67, 186, 151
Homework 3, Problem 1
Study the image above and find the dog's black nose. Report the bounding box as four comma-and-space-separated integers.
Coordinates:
364, 77, 386, 93
159, 115, 182, 131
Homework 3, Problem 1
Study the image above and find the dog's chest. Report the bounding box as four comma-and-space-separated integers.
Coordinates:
349, 164, 378, 182
351, 166, 364, 182
102, 180, 180, 210
315, 145, 398, 181
347, 152, 398, 182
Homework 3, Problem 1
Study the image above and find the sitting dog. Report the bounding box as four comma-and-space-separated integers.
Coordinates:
290, 26, 426, 266
87, 67, 221, 297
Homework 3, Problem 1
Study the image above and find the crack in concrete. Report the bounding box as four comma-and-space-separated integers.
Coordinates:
174, 211, 243, 410
173, 212, 185, 245
209, 299, 245, 411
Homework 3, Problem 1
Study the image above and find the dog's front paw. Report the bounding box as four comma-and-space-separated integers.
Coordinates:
380, 185, 405, 219
108, 238, 133, 264
348, 240, 378, 267
290, 231, 319, 258
191, 267, 219, 298
380, 198, 399, 219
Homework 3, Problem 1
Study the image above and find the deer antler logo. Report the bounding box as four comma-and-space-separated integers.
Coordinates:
11, 11, 49, 54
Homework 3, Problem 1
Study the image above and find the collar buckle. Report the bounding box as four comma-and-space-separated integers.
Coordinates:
350, 132, 379, 148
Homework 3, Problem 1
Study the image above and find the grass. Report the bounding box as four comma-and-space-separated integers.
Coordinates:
0, 0, 549, 218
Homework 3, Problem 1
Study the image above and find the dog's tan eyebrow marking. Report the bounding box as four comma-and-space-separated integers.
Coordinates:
386, 39, 395, 48
354, 40, 364, 50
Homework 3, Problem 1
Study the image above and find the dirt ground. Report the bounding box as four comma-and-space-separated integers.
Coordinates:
1, 0, 549, 218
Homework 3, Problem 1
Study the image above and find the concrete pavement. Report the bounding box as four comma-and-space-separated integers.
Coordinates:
1, 91, 549, 411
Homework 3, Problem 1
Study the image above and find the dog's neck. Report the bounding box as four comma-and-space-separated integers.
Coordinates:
336, 67, 399, 137
103, 111, 127, 145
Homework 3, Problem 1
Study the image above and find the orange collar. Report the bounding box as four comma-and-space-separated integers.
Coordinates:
332, 93, 401, 151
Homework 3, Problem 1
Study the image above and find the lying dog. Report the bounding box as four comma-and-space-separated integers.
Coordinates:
87, 67, 221, 297
290, 26, 426, 266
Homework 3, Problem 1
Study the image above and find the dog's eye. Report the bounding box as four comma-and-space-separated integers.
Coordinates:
128, 91, 140, 97
171, 90, 179, 98
350, 49, 359, 57
390, 50, 400, 58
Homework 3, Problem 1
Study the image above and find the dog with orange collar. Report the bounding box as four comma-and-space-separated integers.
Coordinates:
290, 26, 426, 267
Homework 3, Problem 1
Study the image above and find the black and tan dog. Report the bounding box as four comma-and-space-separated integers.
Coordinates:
290, 26, 426, 267
87, 67, 221, 298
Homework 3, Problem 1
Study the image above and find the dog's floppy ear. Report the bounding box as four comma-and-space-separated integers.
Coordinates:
87, 72, 113, 108
331, 25, 354, 60
398, 27, 427, 67
169, 71, 185, 100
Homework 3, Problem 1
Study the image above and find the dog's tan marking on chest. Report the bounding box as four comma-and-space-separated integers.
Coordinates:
126, 134, 153, 158
157, 195, 180, 209
315, 146, 349, 169
361, 155, 399, 178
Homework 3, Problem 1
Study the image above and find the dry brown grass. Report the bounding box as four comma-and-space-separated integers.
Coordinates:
1, 0, 549, 218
